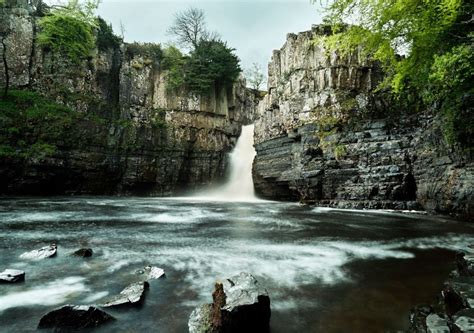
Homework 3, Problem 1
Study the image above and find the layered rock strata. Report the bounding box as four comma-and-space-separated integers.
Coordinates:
253, 25, 473, 218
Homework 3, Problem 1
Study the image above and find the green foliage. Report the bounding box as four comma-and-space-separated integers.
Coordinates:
334, 144, 347, 161
96, 16, 121, 51
125, 43, 163, 63
0, 90, 104, 159
161, 46, 186, 93
317, 0, 474, 147
184, 39, 241, 95
38, 1, 98, 64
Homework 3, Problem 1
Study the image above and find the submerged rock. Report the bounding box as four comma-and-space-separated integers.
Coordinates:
37, 305, 114, 330
20, 244, 57, 260
0, 269, 25, 283
101, 281, 149, 308
136, 265, 165, 280
73, 248, 93, 257
189, 272, 271, 333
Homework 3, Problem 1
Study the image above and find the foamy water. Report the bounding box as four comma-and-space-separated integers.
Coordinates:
0, 197, 473, 332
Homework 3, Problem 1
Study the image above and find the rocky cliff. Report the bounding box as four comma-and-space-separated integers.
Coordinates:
253, 25, 473, 219
0, 1, 258, 195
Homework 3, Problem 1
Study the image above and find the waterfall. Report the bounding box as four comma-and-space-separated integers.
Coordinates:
193, 124, 258, 202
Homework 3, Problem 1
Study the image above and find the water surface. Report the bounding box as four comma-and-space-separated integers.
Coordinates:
0, 197, 472, 332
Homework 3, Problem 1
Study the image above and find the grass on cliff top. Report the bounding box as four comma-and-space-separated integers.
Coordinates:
0, 90, 92, 159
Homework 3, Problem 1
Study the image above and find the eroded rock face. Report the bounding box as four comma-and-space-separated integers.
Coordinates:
37, 305, 114, 331
0, 269, 25, 283
0, 1, 259, 196
189, 273, 271, 333
252, 24, 473, 218
100, 281, 149, 308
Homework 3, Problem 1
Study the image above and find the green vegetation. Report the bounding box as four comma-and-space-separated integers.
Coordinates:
0, 90, 104, 159
96, 16, 121, 51
161, 46, 186, 93
315, 0, 473, 147
37, 1, 100, 64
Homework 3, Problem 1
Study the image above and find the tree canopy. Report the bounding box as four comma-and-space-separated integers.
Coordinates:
316, 0, 473, 147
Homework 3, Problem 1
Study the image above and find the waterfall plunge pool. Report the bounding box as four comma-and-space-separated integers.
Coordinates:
0, 197, 473, 332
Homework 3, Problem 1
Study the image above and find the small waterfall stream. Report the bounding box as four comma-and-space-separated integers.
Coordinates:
194, 124, 258, 201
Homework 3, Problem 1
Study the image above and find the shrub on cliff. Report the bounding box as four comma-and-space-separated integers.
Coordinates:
317, 0, 473, 148
37, 0, 99, 64
96, 16, 121, 51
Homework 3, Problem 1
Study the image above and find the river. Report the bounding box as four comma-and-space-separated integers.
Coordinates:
0, 197, 473, 332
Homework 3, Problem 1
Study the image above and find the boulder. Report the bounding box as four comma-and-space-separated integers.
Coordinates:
189, 272, 271, 333
0, 269, 25, 283
37, 305, 114, 330
73, 248, 93, 257
409, 305, 432, 332
456, 251, 474, 277
101, 281, 149, 308
136, 265, 165, 280
442, 277, 474, 315
20, 244, 57, 260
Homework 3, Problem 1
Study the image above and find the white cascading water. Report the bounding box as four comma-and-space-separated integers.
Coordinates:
194, 124, 258, 201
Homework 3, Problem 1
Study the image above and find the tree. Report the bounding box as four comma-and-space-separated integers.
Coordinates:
167, 7, 217, 50
184, 39, 241, 95
316, 0, 473, 146
245, 62, 266, 91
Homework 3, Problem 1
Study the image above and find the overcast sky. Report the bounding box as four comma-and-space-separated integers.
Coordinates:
91, 0, 324, 73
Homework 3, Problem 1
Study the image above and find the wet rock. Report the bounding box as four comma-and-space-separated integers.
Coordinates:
101, 281, 149, 308
426, 313, 449, 333
0, 269, 25, 283
189, 272, 271, 333
136, 265, 165, 280
442, 277, 474, 315
409, 305, 432, 332
20, 244, 57, 260
453, 308, 474, 332
37, 305, 114, 330
189, 304, 213, 333
456, 251, 474, 277
73, 248, 93, 257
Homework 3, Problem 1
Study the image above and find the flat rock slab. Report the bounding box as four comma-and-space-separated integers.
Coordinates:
20, 244, 57, 260
73, 248, 93, 257
101, 281, 149, 308
0, 269, 25, 283
38, 305, 114, 330
136, 266, 165, 280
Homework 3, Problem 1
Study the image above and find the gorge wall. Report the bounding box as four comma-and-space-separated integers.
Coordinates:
253, 25, 473, 219
0, 1, 258, 195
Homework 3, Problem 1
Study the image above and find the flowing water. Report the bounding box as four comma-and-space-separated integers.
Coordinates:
0, 198, 473, 332
1, 127, 473, 332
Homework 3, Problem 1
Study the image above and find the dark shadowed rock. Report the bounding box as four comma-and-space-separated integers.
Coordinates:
409, 305, 431, 332
101, 281, 149, 308
37, 305, 114, 331
0, 269, 25, 283
456, 252, 474, 277
20, 244, 57, 260
73, 248, 93, 257
442, 277, 474, 315
189, 272, 271, 333
136, 265, 165, 281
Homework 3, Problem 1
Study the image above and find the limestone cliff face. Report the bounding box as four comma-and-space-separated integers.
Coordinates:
253, 25, 473, 219
0, 1, 258, 195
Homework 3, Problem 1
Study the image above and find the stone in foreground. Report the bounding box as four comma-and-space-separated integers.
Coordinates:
37, 305, 114, 330
189, 272, 271, 333
20, 244, 57, 260
425, 313, 449, 333
454, 308, 474, 332
73, 248, 93, 257
0, 269, 25, 283
101, 281, 149, 308
136, 265, 165, 280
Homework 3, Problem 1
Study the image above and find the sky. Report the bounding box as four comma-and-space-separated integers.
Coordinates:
91, 0, 324, 73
